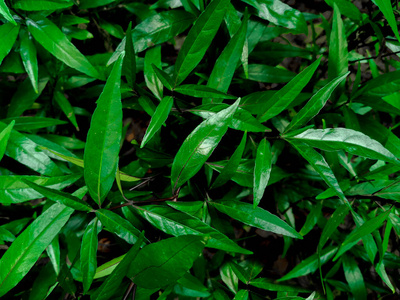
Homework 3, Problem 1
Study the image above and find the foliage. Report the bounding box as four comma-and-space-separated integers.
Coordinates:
0, 0, 400, 299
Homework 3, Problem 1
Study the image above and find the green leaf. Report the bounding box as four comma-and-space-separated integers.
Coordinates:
141, 96, 174, 148
91, 232, 145, 300
0, 1, 16, 25
253, 139, 272, 208
257, 57, 321, 122
144, 45, 163, 100
128, 235, 206, 289
53, 91, 79, 130
284, 72, 349, 132
134, 205, 251, 254
19, 29, 38, 93
109, 10, 195, 64
1, 117, 67, 131
206, 12, 248, 102
324, 0, 362, 21
123, 22, 136, 88
210, 200, 302, 239
243, 64, 295, 83
342, 255, 367, 300
96, 209, 142, 245
27, 16, 99, 79
0, 203, 74, 297
79, 0, 115, 9
233, 290, 249, 300
288, 141, 349, 207
84, 54, 123, 205
212, 132, 247, 188
171, 99, 239, 190
153, 64, 174, 91
175, 84, 237, 99
1, 122, 62, 176
0, 120, 14, 162
14, 0, 73, 10
328, 4, 348, 98
81, 218, 99, 294
0, 22, 19, 65
7, 74, 49, 118
173, 0, 230, 85
285, 128, 400, 166
243, 0, 307, 33
0, 174, 81, 204
333, 209, 391, 260
22, 180, 92, 212
249, 278, 310, 292
373, 0, 400, 43
278, 246, 338, 281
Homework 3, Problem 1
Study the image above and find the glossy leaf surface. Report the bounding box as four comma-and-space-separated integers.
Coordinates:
171, 99, 239, 190
19, 29, 38, 93
81, 218, 99, 293
84, 55, 123, 205
0, 120, 14, 162
253, 139, 272, 207
0, 1, 16, 25
0, 23, 19, 65
175, 85, 237, 99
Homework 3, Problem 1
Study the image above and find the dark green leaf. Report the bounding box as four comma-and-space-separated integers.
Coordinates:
253, 138, 272, 207
249, 278, 311, 292
19, 29, 38, 93
14, 0, 73, 10
23, 180, 92, 212
0, 22, 19, 65
374, 0, 400, 43
342, 255, 367, 300
79, 0, 115, 9
1, 117, 67, 131
0, 120, 14, 162
171, 99, 239, 190
285, 128, 400, 166
134, 205, 251, 254
84, 55, 123, 205
212, 132, 247, 188
53, 91, 79, 130
257, 57, 321, 122
96, 209, 142, 245
0, 203, 74, 297
141, 96, 174, 148
173, 0, 230, 85
284, 72, 349, 132
128, 235, 206, 289
144, 45, 163, 100
243, 64, 295, 83
81, 218, 99, 294
175, 84, 237, 99
123, 22, 136, 88
153, 64, 174, 91
324, 0, 362, 21
210, 200, 302, 239
27, 16, 99, 78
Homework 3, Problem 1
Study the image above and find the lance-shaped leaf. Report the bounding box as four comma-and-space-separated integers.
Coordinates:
253, 139, 272, 208
84, 55, 123, 205
81, 218, 99, 294
14, 0, 73, 10
173, 0, 230, 86
153, 65, 174, 91
171, 99, 239, 190
249, 278, 310, 292
0, 120, 14, 161
288, 141, 350, 207
278, 246, 338, 281
123, 22, 136, 88
244, 64, 295, 83
53, 90, 79, 130
285, 128, 400, 166
22, 180, 92, 212
1, 117, 67, 131
333, 208, 391, 260
108, 10, 195, 64
342, 255, 367, 300
0, 174, 81, 204
27, 16, 99, 79
0, 1, 16, 25
212, 132, 246, 188
206, 12, 248, 103
134, 205, 251, 254
96, 209, 142, 245
144, 45, 163, 100
175, 85, 237, 99
374, 0, 400, 43
141, 96, 173, 148
210, 200, 302, 239
0, 203, 74, 297
19, 29, 38, 93
284, 72, 349, 132
127, 235, 206, 289
257, 57, 321, 122
91, 232, 145, 300
0, 22, 19, 65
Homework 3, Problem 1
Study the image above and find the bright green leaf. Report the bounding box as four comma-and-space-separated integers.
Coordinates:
0, 22, 19, 65
253, 138, 272, 208
81, 218, 99, 294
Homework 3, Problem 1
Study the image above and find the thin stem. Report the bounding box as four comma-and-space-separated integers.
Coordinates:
349, 50, 400, 63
